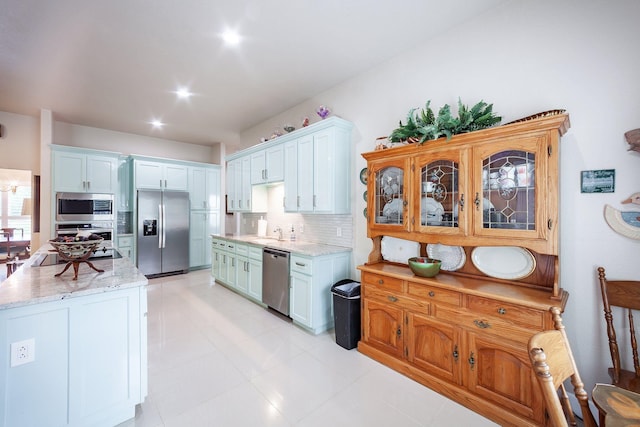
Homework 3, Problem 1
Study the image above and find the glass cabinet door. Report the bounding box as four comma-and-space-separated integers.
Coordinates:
369, 159, 409, 229
474, 142, 542, 238
414, 151, 466, 235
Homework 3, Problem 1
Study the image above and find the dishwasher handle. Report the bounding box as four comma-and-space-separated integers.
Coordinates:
263, 248, 290, 258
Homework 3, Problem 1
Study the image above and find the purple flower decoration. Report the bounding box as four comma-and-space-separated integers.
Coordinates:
316, 105, 331, 119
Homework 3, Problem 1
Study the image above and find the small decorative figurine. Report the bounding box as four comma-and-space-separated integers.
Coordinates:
316, 105, 331, 119
302, 117, 309, 127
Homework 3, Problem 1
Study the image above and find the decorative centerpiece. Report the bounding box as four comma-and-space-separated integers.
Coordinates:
389, 98, 501, 144
316, 105, 331, 119
49, 235, 105, 280
408, 257, 442, 278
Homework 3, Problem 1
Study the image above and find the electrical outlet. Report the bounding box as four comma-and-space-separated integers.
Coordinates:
11, 338, 35, 367
336, 227, 342, 237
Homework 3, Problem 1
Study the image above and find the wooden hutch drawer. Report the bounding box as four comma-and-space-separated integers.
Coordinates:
364, 287, 429, 313
407, 282, 462, 307
435, 305, 537, 343
361, 272, 403, 293
466, 296, 545, 330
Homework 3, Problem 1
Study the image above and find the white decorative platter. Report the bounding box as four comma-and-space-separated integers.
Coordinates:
381, 236, 420, 264
471, 246, 536, 280
426, 243, 466, 271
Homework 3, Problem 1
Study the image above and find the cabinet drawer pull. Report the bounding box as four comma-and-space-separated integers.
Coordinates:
295, 262, 306, 267
473, 319, 491, 329
497, 307, 506, 315
387, 295, 398, 303
428, 291, 435, 297
378, 279, 384, 285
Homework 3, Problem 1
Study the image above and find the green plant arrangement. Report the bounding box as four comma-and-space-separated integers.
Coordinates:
388, 98, 502, 144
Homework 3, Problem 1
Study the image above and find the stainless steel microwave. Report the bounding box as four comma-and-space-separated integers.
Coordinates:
56, 192, 114, 222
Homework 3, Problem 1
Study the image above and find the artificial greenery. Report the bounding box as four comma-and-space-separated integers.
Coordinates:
388, 98, 502, 144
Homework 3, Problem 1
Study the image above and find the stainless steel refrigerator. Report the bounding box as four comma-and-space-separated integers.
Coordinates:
136, 190, 190, 277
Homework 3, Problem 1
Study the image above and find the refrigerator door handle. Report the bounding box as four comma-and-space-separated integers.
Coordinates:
158, 204, 163, 249
162, 202, 167, 248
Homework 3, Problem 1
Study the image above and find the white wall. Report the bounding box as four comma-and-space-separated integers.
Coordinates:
240, 1, 640, 392
0, 111, 40, 173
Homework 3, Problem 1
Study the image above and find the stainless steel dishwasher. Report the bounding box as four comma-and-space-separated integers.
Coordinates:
262, 247, 291, 316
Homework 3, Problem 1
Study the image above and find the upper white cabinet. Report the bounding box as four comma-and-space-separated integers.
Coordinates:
133, 159, 188, 190
117, 156, 132, 211
227, 155, 266, 213
227, 117, 353, 215
190, 166, 220, 211
286, 122, 352, 214
250, 143, 285, 184
52, 146, 118, 194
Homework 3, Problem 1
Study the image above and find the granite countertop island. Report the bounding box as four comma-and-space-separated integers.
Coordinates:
215, 234, 352, 257
0, 245, 148, 427
0, 244, 148, 310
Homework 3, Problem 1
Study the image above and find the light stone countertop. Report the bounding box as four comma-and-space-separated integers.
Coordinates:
0, 245, 148, 310
214, 234, 352, 257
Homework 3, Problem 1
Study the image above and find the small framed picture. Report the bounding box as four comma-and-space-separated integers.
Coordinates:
581, 169, 615, 193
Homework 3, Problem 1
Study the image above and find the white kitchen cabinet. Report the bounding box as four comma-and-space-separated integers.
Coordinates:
117, 235, 134, 261
133, 159, 188, 190
282, 120, 352, 214
0, 285, 146, 427
117, 156, 132, 211
215, 240, 237, 288
190, 211, 220, 268
235, 243, 250, 294
250, 143, 285, 184
289, 252, 351, 334
52, 146, 118, 194
226, 155, 266, 213
211, 238, 224, 280
190, 166, 220, 211
235, 244, 263, 301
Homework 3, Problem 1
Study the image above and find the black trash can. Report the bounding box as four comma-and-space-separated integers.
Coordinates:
331, 279, 361, 350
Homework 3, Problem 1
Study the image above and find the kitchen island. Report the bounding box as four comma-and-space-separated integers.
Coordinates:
0, 245, 148, 427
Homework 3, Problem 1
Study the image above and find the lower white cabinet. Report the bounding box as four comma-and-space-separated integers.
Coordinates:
190, 211, 220, 268
289, 252, 351, 334
116, 235, 134, 261
215, 241, 263, 302
0, 286, 147, 427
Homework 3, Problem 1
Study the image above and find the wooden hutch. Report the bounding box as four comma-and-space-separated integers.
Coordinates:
358, 114, 570, 426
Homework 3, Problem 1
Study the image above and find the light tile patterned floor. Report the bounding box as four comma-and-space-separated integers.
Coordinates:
117, 269, 499, 427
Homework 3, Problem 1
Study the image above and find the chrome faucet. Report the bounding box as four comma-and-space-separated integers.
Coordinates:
273, 226, 283, 241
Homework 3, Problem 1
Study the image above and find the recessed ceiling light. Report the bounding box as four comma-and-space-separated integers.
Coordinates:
151, 119, 164, 128
176, 87, 192, 99
222, 29, 241, 46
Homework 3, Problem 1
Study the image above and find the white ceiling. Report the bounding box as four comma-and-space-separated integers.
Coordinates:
0, 0, 503, 146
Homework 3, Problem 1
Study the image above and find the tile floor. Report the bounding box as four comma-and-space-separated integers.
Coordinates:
117, 269, 499, 427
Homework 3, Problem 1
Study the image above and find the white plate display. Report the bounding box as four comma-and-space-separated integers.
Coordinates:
471, 246, 536, 280
421, 197, 444, 225
426, 244, 466, 271
381, 236, 420, 264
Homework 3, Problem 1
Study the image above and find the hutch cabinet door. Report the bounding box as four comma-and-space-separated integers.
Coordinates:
367, 158, 411, 231
413, 149, 468, 236
465, 332, 540, 421
362, 298, 404, 358
471, 135, 550, 243
406, 312, 463, 385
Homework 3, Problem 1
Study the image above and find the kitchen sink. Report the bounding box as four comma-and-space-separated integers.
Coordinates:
251, 238, 280, 244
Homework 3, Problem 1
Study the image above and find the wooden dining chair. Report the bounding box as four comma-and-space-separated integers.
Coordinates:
597, 266, 640, 394
528, 307, 598, 427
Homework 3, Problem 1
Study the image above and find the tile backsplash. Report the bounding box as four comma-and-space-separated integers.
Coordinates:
238, 184, 353, 248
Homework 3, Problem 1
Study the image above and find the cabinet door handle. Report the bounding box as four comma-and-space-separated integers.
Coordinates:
297, 196, 300, 207
387, 295, 398, 303
165, 179, 167, 188
473, 319, 491, 329
468, 352, 475, 370
396, 327, 401, 338
453, 345, 459, 362
474, 192, 480, 210
87, 181, 90, 190
378, 279, 384, 285
497, 307, 506, 315
313, 195, 317, 208
428, 291, 435, 297
459, 194, 464, 211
